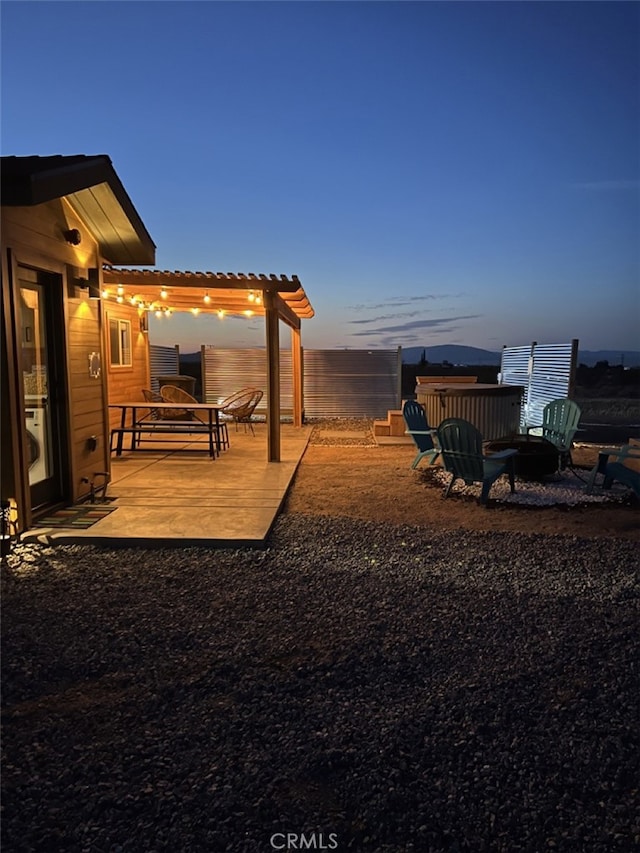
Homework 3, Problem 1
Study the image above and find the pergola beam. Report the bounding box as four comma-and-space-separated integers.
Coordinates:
102, 267, 313, 321
103, 267, 304, 293
272, 291, 300, 330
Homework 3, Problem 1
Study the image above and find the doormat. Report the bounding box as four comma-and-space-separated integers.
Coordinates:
32, 504, 117, 529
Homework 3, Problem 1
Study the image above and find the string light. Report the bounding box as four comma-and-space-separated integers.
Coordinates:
92, 284, 273, 320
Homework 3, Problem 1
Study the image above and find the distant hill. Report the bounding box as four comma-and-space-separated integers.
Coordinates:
402, 345, 500, 365
401, 345, 640, 368
179, 345, 639, 368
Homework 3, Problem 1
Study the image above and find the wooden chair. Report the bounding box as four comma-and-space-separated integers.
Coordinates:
402, 399, 441, 469
437, 417, 517, 505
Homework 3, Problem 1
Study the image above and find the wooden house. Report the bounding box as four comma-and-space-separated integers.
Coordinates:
1, 155, 314, 538
1, 155, 156, 534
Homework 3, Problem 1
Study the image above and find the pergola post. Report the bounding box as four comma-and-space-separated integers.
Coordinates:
291, 326, 303, 427
264, 290, 281, 462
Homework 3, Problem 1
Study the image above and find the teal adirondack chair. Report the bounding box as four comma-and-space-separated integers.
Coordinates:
437, 417, 517, 505
527, 398, 581, 469
587, 443, 640, 498
402, 400, 441, 469
604, 459, 640, 498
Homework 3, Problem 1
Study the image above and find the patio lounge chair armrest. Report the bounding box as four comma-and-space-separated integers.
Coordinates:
405, 429, 439, 437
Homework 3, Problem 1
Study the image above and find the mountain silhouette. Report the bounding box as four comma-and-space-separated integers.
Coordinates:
401, 345, 640, 367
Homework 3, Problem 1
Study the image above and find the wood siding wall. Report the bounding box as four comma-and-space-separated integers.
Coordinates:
104, 302, 150, 434
66, 297, 109, 499
1, 200, 110, 519
1, 200, 98, 271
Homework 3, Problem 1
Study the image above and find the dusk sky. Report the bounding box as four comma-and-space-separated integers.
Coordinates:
2, 1, 638, 355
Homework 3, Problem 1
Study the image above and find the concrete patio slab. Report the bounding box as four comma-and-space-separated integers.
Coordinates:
23, 425, 312, 549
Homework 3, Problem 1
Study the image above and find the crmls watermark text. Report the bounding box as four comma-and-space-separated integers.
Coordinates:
270, 831, 339, 850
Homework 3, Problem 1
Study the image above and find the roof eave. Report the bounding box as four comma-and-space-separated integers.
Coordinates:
2, 156, 156, 265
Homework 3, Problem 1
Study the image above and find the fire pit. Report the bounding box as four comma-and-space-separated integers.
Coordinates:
486, 434, 559, 481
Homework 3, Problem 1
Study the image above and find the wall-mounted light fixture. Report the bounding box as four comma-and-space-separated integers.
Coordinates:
140, 313, 149, 332
75, 276, 101, 299
63, 228, 82, 245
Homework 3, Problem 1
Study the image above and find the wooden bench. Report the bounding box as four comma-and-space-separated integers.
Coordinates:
110, 418, 221, 458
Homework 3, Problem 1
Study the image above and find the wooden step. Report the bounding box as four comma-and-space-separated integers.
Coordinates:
388, 410, 406, 437
373, 419, 390, 436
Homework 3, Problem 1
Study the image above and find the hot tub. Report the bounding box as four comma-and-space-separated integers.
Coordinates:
415, 383, 523, 441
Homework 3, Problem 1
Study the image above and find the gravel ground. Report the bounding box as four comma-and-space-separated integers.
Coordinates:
307, 418, 376, 446
2, 516, 639, 853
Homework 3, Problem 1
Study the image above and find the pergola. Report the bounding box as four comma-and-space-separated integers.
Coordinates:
102, 267, 315, 462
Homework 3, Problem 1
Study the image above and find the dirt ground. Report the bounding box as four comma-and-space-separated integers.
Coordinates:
283, 441, 639, 541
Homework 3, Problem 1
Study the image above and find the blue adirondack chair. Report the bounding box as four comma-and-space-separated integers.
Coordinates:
527, 398, 581, 469
437, 417, 518, 505
402, 399, 441, 469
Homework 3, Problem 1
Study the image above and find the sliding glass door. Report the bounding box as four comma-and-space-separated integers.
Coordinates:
18, 267, 67, 510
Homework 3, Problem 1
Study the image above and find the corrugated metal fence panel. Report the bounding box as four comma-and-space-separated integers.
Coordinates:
527, 342, 577, 428
201, 347, 400, 418
202, 348, 292, 415
500, 341, 577, 429
500, 345, 532, 427
303, 349, 400, 418
149, 345, 179, 392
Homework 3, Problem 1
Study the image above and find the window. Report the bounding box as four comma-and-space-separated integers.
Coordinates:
109, 318, 132, 366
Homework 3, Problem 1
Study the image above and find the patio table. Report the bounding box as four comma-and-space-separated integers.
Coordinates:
109, 401, 225, 459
